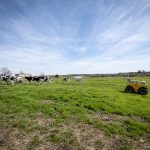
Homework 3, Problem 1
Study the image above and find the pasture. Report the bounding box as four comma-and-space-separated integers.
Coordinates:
0, 77, 150, 150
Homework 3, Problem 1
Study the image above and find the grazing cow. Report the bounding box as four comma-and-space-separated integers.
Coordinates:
37, 76, 52, 83
16, 76, 24, 83
33, 76, 42, 82
48, 76, 53, 82
43, 76, 52, 82
25, 76, 33, 83
8, 76, 16, 85
63, 77, 70, 82
0, 75, 9, 82
0, 75, 16, 85
25, 76, 50, 84
72, 76, 83, 82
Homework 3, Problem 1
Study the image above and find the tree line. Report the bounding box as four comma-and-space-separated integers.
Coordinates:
0, 67, 149, 77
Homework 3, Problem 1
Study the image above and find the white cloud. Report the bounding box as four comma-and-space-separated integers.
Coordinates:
74, 47, 87, 53
0, 0, 150, 74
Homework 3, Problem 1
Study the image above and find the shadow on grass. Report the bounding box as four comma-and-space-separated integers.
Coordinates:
120, 90, 141, 95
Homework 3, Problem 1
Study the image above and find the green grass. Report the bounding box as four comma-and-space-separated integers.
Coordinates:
0, 77, 150, 148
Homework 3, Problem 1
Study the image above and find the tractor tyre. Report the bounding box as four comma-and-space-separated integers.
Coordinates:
138, 87, 148, 95
125, 86, 134, 93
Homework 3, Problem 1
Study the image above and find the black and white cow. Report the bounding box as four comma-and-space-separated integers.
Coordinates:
72, 76, 83, 82
25, 76, 50, 84
0, 75, 16, 85
16, 76, 24, 83
63, 77, 70, 82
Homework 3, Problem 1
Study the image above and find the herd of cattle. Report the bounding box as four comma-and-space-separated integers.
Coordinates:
0, 75, 52, 85
0, 74, 83, 85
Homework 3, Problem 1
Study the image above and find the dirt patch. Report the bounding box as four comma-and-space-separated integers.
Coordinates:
89, 112, 150, 125
35, 112, 54, 127
0, 127, 30, 150
40, 99, 55, 105
89, 112, 128, 125
35, 142, 57, 150
36, 142, 75, 150
133, 138, 150, 150
1, 115, 150, 150
63, 122, 122, 150
0, 126, 56, 150
133, 116, 150, 124
0, 113, 54, 150
63, 121, 150, 150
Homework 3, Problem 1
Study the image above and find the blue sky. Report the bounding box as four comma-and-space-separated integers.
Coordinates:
0, 0, 150, 75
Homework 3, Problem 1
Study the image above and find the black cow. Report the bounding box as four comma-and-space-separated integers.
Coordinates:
33, 76, 42, 82
25, 76, 33, 83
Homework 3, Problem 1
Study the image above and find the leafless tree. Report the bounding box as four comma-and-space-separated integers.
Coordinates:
142, 70, 146, 76
19, 71, 26, 75
0, 67, 12, 76
40, 72, 45, 76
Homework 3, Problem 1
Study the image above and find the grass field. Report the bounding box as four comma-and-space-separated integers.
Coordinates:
0, 77, 150, 150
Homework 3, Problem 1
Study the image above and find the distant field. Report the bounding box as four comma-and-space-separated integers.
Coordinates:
0, 77, 150, 149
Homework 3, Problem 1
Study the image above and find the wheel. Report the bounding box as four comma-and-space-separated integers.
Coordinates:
125, 86, 134, 93
138, 87, 148, 95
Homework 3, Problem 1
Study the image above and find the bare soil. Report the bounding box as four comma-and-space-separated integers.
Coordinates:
0, 113, 150, 150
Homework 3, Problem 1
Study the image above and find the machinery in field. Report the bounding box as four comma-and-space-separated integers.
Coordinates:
125, 79, 148, 95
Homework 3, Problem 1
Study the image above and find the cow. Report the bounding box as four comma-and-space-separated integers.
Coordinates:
25, 76, 50, 84
33, 76, 43, 82
0, 75, 16, 85
8, 76, 16, 85
63, 77, 70, 82
35, 76, 52, 83
16, 76, 24, 83
72, 76, 83, 82
0, 75, 9, 82
48, 76, 53, 82
43, 76, 52, 82
25, 76, 33, 83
